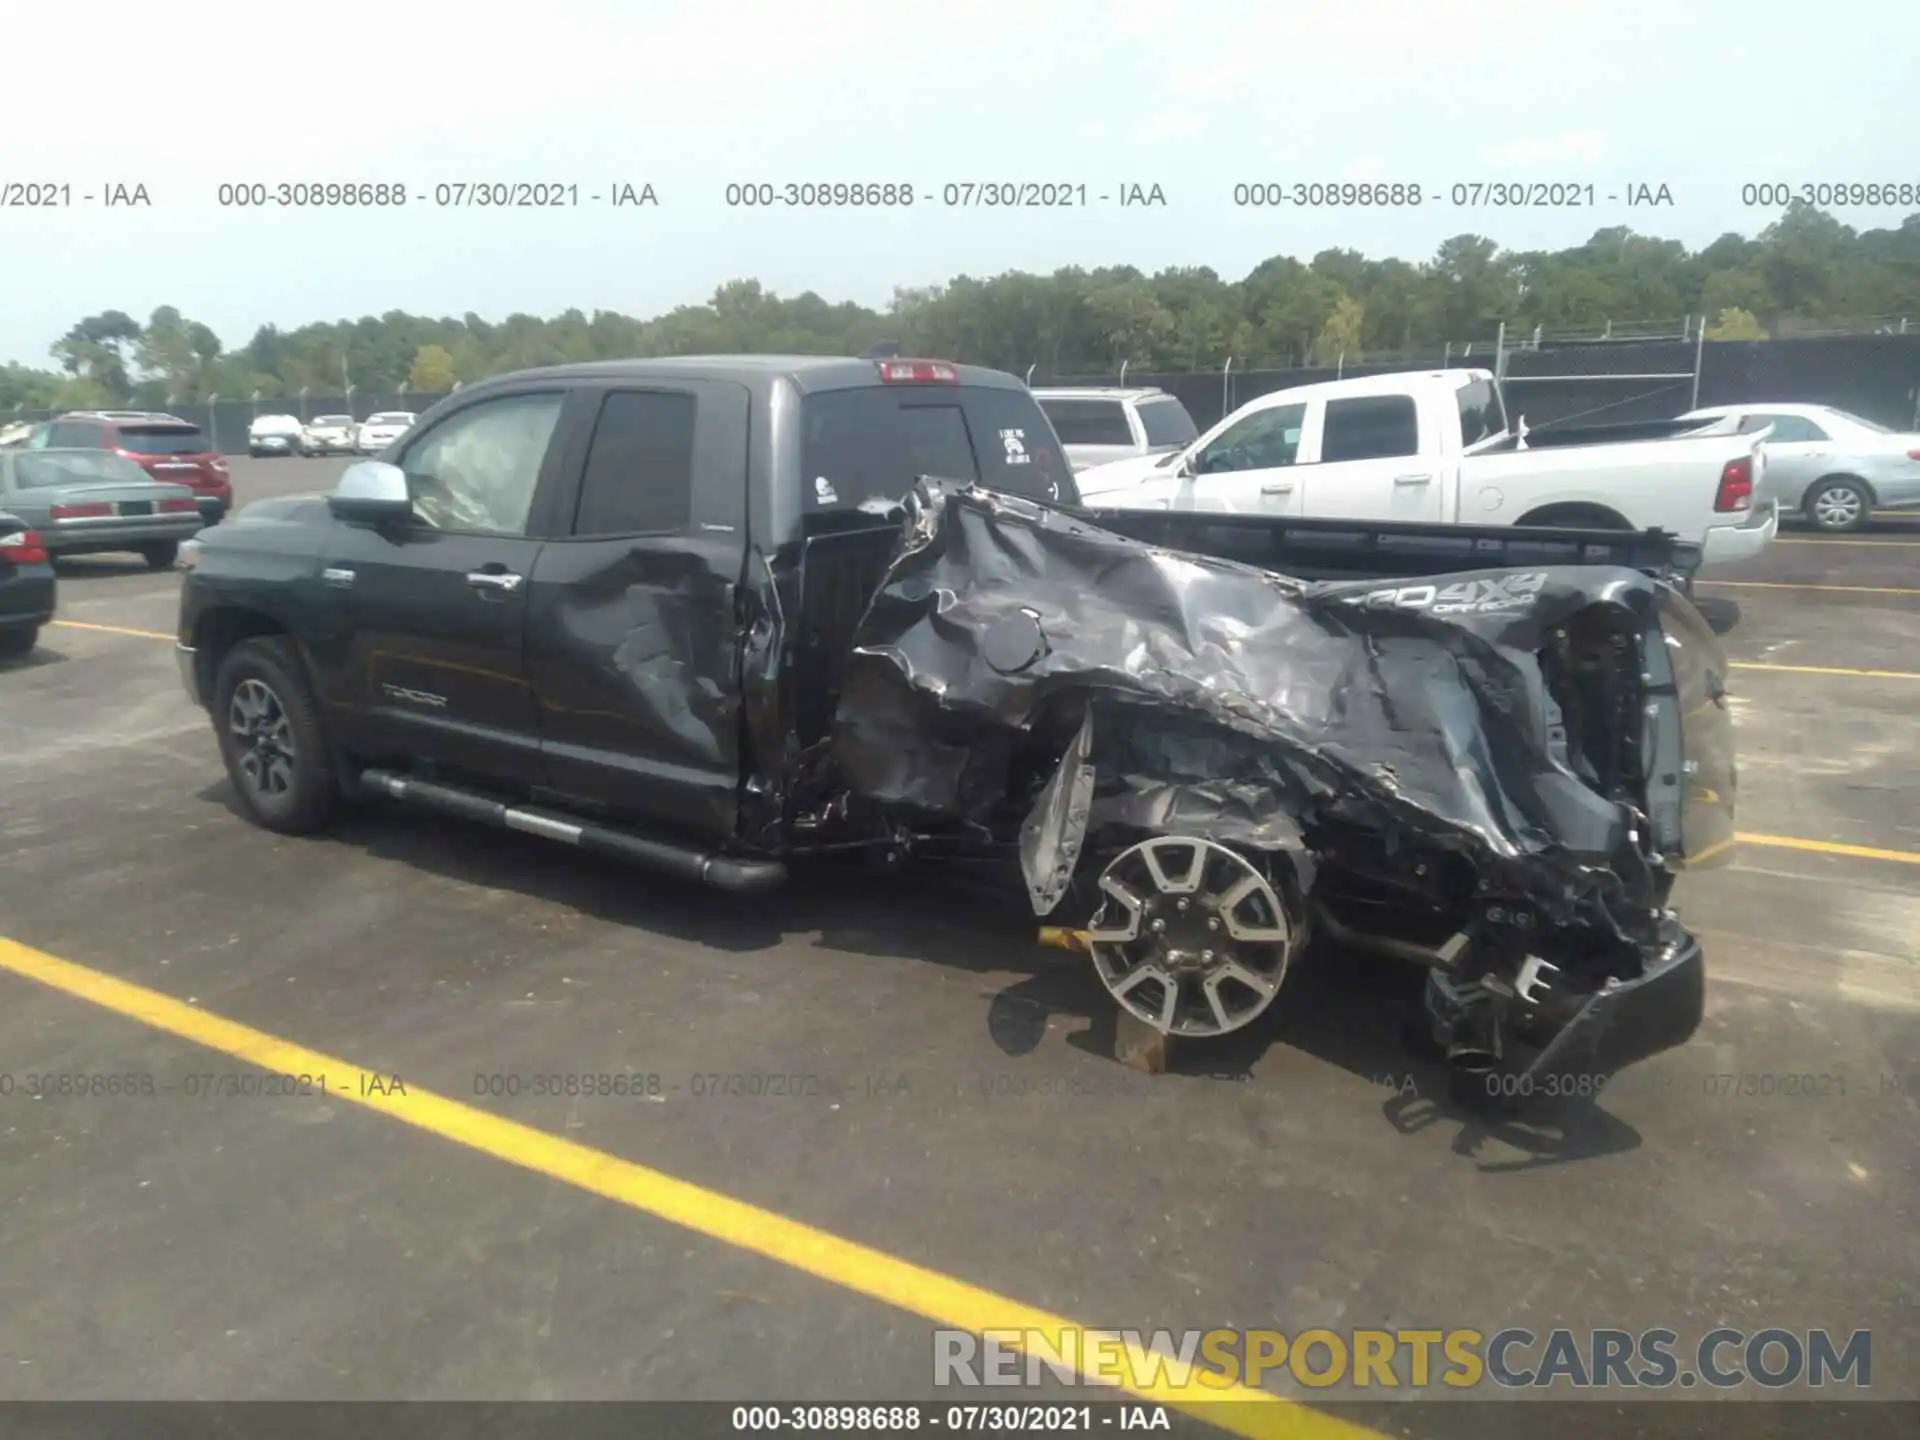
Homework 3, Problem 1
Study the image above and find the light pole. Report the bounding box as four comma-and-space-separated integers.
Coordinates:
299, 386, 309, 421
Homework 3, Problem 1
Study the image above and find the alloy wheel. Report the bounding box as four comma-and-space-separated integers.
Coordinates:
1085, 836, 1297, 1037
228, 677, 297, 799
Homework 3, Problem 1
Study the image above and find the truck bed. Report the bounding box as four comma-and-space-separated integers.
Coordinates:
788, 502, 1696, 755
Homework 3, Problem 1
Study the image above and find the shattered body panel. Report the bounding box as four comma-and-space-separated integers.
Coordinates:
831, 482, 1733, 1074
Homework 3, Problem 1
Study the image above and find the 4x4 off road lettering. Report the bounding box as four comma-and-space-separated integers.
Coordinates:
1354, 572, 1549, 615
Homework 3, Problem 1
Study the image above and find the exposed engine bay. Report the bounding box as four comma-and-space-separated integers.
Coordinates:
829, 480, 1735, 1093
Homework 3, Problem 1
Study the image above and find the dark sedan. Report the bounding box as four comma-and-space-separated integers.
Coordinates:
0, 508, 55, 657
0, 449, 205, 569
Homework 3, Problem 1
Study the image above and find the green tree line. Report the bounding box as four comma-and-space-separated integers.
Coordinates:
6, 203, 1916, 412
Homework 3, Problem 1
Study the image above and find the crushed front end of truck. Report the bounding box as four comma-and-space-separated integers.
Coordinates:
829, 481, 1736, 1097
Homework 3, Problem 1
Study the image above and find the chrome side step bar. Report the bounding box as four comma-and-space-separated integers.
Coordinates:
357, 768, 787, 895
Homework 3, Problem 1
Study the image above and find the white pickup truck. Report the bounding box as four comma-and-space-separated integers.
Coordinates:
1073, 369, 1779, 567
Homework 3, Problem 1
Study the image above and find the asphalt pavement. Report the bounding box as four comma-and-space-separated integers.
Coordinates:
1, 457, 1915, 1437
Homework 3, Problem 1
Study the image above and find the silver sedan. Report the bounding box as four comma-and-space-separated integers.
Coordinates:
1678, 402, 1920, 533
0, 448, 206, 568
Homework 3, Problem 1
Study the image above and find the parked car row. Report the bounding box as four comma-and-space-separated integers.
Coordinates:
1038, 380, 1920, 539
250, 412, 419, 458
1070, 369, 1780, 569
0, 412, 232, 524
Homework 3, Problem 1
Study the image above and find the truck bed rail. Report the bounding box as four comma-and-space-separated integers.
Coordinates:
1077, 507, 1697, 584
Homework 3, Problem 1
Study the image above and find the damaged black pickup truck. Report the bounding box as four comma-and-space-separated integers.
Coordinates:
175, 355, 1736, 1097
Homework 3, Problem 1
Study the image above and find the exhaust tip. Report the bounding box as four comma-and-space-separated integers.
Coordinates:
1446, 1043, 1501, 1074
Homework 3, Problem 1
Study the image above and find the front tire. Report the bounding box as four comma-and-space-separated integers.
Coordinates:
139, 541, 179, 570
213, 637, 341, 835
1804, 477, 1872, 533
0, 625, 37, 658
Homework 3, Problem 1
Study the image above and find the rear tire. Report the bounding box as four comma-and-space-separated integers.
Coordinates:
213, 637, 342, 835
139, 541, 179, 570
0, 625, 37, 658
1804, 477, 1872, 533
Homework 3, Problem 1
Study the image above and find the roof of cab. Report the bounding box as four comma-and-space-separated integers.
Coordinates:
461, 354, 1027, 397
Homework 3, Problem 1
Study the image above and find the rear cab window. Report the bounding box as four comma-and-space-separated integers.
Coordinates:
112, 424, 211, 455
800, 384, 1077, 517
1038, 398, 1134, 447
1136, 398, 1199, 448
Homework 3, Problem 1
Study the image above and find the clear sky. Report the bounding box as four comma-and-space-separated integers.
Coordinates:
2, 0, 1913, 365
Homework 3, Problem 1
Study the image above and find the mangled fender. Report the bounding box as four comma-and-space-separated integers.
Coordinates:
829, 481, 1709, 942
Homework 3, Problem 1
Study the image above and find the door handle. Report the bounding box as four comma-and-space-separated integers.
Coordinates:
321, 567, 354, 588
1259, 481, 1295, 494
466, 570, 524, 594
1394, 473, 1434, 486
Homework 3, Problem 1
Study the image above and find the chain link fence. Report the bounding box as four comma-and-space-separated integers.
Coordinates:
9, 328, 1920, 450
1044, 333, 1920, 432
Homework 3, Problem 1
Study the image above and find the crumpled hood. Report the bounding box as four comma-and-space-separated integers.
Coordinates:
830, 480, 1701, 933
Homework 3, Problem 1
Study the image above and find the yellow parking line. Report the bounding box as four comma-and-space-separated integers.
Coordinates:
0, 934, 1381, 1440
1737, 833, 1920, 867
50, 619, 176, 641
1694, 580, 1920, 596
1730, 661, 1920, 680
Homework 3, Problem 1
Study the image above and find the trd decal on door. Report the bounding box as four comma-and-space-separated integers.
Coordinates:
381, 683, 450, 709
1350, 573, 1550, 615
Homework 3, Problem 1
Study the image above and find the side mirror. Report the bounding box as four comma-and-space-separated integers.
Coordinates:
326, 460, 412, 524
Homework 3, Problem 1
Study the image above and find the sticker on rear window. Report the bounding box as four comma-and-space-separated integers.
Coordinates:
814, 475, 839, 504
999, 429, 1030, 465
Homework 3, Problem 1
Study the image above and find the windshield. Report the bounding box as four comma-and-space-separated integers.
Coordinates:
113, 425, 210, 455
369, 413, 414, 425
14, 452, 153, 488
801, 384, 1076, 514
313, 416, 353, 427
1825, 408, 1894, 434
1136, 398, 1199, 447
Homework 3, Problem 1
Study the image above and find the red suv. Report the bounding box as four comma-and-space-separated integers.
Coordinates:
34, 411, 233, 524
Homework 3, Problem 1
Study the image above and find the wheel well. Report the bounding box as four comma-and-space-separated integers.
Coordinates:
1513, 503, 1636, 531
191, 607, 290, 699
1808, 473, 1876, 503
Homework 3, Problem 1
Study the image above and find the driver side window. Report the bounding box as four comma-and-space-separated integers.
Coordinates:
1196, 403, 1306, 474
394, 392, 564, 536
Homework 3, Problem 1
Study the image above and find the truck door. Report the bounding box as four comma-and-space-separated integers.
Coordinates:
1175, 400, 1307, 515
1297, 391, 1443, 522
522, 380, 752, 843
319, 387, 567, 785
